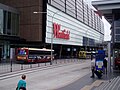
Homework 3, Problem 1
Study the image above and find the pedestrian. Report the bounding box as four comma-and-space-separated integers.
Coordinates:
103, 58, 107, 74
90, 59, 96, 78
16, 74, 27, 90
91, 52, 93, 60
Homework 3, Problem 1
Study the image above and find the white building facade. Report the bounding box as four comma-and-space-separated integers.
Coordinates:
44, 0, 104, 58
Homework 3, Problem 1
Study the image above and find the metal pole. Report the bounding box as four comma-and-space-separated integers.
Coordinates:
21, 64, 23, 70
86, 30, 88, 59
108, 42, 111, 73
108, 42, 111, 81
113, 49, 115, 69
50, 16, 53, 65
10, 59, 12, 72
50, 11, 62, 65
34, 11, 53, 65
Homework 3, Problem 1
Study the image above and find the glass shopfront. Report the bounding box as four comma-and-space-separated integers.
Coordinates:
0, 6, 19, 60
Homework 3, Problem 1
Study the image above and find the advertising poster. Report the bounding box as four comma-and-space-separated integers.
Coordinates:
95, 50, 105, 71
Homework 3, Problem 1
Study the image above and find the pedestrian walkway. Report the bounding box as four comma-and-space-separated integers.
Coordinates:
81, 80, 105, 90
57, 69, 120, 90
56, 73, 96, 90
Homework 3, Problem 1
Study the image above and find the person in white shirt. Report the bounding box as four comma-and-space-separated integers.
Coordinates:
90, 59, 95, 78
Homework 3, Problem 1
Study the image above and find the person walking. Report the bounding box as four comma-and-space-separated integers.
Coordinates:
90, 59, 95, 78
103, 58, 107, 74
16, 74, 27, 90
91, 52, 93, 60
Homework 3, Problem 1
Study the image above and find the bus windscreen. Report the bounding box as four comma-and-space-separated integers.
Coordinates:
18, 50, 27, 55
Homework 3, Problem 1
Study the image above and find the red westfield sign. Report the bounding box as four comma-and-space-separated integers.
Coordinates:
53, 23, 70, 40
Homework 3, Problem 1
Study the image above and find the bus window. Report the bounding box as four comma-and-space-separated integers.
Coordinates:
18, 50, 27, 55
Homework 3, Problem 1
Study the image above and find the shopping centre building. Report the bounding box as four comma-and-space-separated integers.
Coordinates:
0, 0, 104, 59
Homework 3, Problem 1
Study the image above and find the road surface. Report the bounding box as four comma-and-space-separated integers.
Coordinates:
0, 59, 91, 90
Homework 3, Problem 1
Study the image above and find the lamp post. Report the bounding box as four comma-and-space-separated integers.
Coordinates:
33, 10, 62, 65
34, 8, 75, 64
85, 30, 88, 58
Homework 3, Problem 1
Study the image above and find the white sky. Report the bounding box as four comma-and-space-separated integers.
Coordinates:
102, 17, 111, 41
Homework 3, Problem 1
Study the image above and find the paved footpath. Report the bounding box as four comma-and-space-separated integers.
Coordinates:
0, 60, 92, 90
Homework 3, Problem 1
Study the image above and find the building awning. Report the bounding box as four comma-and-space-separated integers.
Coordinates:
92, 0, 120, 23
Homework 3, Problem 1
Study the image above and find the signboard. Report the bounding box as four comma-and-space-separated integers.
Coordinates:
96, 60, 103, 70
95, 50, 105, 71
53, 23, 70, 40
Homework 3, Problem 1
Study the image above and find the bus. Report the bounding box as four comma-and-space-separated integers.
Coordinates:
78, 51, 96, 59
78, 51, 86, 59
16, 47, 54, 63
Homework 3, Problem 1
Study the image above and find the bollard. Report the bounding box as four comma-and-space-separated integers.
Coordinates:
64, 59, 65, 63
30, 64, 32, 68
21, 64, 23, 70
56, 59, 57, 64
38, 63, 40, 67
50, 61, 52, 65
10, 59, 12, 72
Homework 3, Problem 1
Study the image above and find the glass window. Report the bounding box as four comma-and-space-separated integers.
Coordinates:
16, 14, 19, 35
83, 36, 88, 46
3, 11, 7, 34
89, 38, 95, 46
115, 35, 120, 42
114, 13, 120, 21
29, 50, 49, 55
3, 10, 19, 36
51, 0, 65, 12
7, 12, 11, 29
18, 49, 27, 55
114, 21, 120, 27
115, 28, 120, 34
11, 13, 19, 35
76, 0, 83, 22
83, 3, 88, 24
7, 12, 11, 35
0, 9, 3, 34
66, 0, 76, 17
48, 0, 51, 4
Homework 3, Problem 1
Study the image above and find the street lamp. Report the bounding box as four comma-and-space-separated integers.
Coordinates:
85, 30, 89, 59
33, 10, 63, 65
34, 8, 75, 64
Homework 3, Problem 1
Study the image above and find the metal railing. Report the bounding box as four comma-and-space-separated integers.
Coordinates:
0, 58, 85, 74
